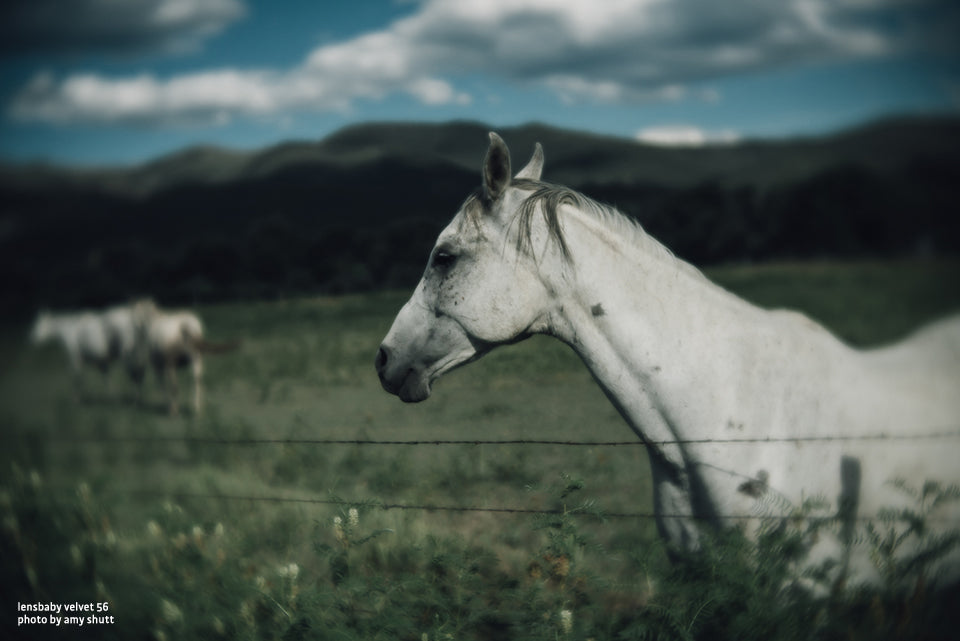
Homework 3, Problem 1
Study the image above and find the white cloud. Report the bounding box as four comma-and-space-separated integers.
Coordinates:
11, 70, 280, 125
636, 125, 741, 147
7, 0, 956, 126
8, 65, 470, 126
407, 78, 472, 106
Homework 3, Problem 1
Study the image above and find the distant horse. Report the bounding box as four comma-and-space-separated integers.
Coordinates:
31, 310, 114, 394
31, 300, 154, 399
376, 133, 960, 589
103, 300, 152, 391
134, 300, 237, 416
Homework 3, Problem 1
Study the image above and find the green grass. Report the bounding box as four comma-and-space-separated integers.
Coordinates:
2, 259, 959, 639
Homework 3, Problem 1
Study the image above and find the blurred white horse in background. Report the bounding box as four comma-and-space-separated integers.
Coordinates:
133, 300, 238, 416
31, 309, 114, 394
31, 299, 236, 415
103, 301, 151, 390
376, 133, 960, 590
30, 301, 153, 398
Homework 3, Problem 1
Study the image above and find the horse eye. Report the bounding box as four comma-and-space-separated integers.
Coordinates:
432, 250, 457, 270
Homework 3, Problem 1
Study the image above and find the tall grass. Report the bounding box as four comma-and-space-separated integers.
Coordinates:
3, 465, 959, 640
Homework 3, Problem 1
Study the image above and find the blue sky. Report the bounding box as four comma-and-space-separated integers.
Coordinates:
1, 0, 958, 166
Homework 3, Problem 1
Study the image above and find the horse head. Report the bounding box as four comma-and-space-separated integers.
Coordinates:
376, 133, 557, 402
30, 310, 54, 344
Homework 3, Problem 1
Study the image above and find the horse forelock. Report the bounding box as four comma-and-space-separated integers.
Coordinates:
457, 188, 486, 234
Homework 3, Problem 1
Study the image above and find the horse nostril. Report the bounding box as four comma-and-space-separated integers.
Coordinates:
375, 346, 389, 373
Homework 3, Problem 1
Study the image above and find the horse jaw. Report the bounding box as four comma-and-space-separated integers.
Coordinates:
376, 342, 481, 403
376, 298, 486, 403
383, 344, 480, 402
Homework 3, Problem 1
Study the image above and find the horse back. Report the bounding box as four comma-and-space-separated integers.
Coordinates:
860, 313, 960, 408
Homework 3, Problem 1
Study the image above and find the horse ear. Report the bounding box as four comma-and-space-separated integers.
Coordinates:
514, 143, 544, 181
483, 132, 511, 201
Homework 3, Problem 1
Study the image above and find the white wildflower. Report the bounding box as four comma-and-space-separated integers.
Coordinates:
278, 562, 300, 580
160, 598, 183, 624
147, 520, 162, 537
283, 563, 300, 580
348, 507, 359, 528
560, 609, 573, 634
333, 516, 346, 544
214, 522, 224, 537
239, 600, 255, 627
192, 525, 204, 545
255, 575, 266, 590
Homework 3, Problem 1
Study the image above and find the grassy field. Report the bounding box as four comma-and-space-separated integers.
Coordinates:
2, 259, 960, 640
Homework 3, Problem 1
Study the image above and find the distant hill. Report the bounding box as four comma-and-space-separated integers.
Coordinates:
1, 116, 958, 314
4, 115, 960, 195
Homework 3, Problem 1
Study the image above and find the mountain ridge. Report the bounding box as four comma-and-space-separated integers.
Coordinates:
3, 115, 958, 197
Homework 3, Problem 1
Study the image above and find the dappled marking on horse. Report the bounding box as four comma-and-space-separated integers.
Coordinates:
376, 133, 960, 589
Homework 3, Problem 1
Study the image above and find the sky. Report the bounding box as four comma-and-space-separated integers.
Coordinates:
0, 0, 958, 167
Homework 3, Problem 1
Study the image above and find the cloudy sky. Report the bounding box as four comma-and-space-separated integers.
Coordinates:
1, 0, 958, 166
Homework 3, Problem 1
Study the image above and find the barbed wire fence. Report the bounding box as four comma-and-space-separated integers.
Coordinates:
28, 428, 960, 524
40, 428, 960, 447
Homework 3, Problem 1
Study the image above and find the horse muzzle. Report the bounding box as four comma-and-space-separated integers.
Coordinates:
375, 345, 432, 403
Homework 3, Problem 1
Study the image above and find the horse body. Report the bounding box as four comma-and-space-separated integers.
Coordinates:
134, 300, 206, 416
514, 196, 960, 572
31, 310, 114, 376
377, 133, 960, 588
102, 303, 150, 385
31, 299, 233, 416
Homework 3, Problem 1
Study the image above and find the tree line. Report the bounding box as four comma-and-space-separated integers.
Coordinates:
2, 154, 957, 317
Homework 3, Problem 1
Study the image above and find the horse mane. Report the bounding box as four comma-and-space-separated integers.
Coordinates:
472, 178, 707, 283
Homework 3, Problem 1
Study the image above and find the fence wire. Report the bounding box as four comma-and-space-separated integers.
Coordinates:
84, 489, 953, 525
42, 429, 960, 448
20, 427, 960, 525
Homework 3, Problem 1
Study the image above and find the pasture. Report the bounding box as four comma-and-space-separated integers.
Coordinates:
2, 259, 960, 640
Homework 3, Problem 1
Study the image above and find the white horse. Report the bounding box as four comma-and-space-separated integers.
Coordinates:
31, 310, 114, 393
133, 300, 237, 416
31, 300, 154, 399
103, 301, 152, 389
376, 133, 960, 589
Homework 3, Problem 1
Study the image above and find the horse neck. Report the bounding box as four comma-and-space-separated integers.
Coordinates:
540, 208, 759, 449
